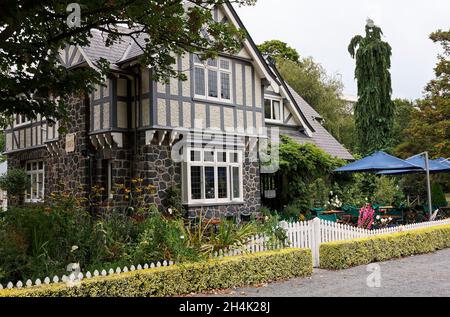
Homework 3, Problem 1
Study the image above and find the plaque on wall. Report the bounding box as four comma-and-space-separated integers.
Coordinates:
264, 190, 276, 199
65, 133, 76, 153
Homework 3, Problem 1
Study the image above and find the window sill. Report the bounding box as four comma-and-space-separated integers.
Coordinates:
192, 97, 233, 106
184, 201, 245, 208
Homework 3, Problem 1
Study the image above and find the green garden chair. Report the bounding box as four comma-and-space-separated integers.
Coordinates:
316, 211, 338, 223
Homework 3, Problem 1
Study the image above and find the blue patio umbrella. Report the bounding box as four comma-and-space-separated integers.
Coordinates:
378, 157, 450, 175
334, 151, 422, 173
335, 151, 434, 220
436, 158, 450, 169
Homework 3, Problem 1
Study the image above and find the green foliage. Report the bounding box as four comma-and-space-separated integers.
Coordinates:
320, 225, 450, 270
372, 176, 404, 206
0, 1, 255, 125
275, 57, 355, 152
331, 176, 368, 208
349, 23, 394, 154
132, 213, 199, 264
0, 248, 313, 297
0, 204, 101, 283
282, 203, 304, 221
258, 40, 300, 63
395, 29, 450, 159
390, 99, 418, 150
431, 183, 447, 206
0, 168, 28, 197
208, 221, 261, 252
164, 186, 185, 219
278, 136, 345, 213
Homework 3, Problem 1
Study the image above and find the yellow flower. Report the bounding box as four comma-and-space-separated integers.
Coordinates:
125, 189, 131, 194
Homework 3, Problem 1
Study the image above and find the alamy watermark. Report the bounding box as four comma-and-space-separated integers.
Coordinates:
66, 3, 81, 28
366, 264, 382, 288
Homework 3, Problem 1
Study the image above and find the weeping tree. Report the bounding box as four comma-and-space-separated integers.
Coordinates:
349, 20, 394, 155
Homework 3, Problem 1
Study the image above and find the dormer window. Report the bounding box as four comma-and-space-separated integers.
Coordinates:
264, 97, 283, 123
194, 55, 232, 103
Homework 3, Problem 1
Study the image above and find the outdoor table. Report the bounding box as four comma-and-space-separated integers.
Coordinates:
321, 210, 345, 215
379, 206, 395, 213
380, 215, 401, 219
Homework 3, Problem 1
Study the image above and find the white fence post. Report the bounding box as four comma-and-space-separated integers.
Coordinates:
311, 218, 321, 267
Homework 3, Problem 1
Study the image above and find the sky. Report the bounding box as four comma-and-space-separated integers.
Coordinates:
234, 0, 450, 100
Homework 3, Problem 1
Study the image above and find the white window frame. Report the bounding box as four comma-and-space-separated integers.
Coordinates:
25, 160, 45, 203
194, 56, 233, 103
184, 147, 243, 205
264, 96, 283, 123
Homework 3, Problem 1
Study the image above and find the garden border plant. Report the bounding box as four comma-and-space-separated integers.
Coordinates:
0, 248, 312, 297
320, 224, 450, 270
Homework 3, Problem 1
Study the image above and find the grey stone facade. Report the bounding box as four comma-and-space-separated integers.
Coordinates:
7, 96, 91, 204
7, 96, 262, 218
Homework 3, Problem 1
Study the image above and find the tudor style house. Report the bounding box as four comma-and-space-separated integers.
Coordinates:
3, 3, 352, 217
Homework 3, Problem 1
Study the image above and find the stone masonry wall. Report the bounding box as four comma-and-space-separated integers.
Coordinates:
7, 95, 91, 205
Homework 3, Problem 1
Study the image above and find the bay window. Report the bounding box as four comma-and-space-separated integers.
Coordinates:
184, 148, 243, 204
194, 56, 232, 102
264, 97, 283, 122
25, 160, 45, 203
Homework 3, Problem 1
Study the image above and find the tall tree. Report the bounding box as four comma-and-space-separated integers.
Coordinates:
259, 40, 356, 152
390, 99, 418, 151
348, 20, 394, 155
396, 29, 450, 158
258, 40, 300, 63
0, 0, 255, 126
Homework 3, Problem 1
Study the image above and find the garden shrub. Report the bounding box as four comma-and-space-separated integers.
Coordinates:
431, 183, 447, 206
132, 213, 200, 264
278, 136, 345, 213
0, 168, 28, 198
320, 224, 450, 270
372, 176, 404, 206
0, 248, 313, 297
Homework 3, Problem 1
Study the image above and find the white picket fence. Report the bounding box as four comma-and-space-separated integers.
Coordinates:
2, 218, 449, 291
212, 234, 285, 259
282, 218, 450, 267
0, 260, 174, 291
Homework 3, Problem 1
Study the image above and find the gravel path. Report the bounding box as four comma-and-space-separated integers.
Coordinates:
202, 249, 450, 297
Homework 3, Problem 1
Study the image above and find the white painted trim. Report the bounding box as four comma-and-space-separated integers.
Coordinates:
183, 147, 244, 205
24, 160, 45, 203
193, 56, 233, 104
264, 95, 283, 123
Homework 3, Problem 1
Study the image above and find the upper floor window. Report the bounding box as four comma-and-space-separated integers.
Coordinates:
194, 56, 232, 103
15, 114, 30, 127
25, 160, 44, 203
264, 97, 283, 123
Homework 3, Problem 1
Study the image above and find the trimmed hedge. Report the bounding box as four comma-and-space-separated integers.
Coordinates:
320, 224, 450, 270
0, 248, 312, 297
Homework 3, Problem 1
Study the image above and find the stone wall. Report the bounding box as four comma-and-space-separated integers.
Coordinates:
7, 97, 261, 217
7, 96, 91, 204
133, 132, 182, 212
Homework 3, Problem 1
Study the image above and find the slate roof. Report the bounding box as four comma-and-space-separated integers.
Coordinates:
82, 27, 135, 70
282, 84, 354, 161
75, 7, 353, 161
